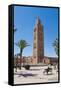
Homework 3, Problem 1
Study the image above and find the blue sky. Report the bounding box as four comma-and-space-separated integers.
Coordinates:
14, 6, 58, 57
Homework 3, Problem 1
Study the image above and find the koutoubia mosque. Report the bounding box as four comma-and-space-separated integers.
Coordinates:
33, 17, 57, 65
33, 17, 44, 64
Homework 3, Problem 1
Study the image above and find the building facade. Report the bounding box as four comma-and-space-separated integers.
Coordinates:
33, 17, 44, 64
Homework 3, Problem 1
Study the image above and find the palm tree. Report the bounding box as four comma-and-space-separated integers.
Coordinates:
15, 40, 30, 69
53, 38, 58, 56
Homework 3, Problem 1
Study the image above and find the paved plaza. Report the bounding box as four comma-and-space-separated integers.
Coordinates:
14, 65, 58, 84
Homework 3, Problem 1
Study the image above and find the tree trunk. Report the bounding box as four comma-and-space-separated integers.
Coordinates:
15, 58, 17, 72
19, 49, 23, 69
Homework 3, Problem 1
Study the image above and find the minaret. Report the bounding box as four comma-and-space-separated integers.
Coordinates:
33, 17, 44, 64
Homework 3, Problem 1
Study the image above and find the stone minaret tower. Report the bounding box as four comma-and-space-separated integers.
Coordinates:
33, 17, 44, 64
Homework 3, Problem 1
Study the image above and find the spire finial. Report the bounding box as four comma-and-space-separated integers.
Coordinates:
34, 16, 42, 29
36, 16, 41, 25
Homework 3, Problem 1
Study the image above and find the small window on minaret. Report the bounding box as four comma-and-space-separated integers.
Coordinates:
34, 56, 36, 58
34, 46, 36, 49
34, 43, 36, 48
34, 28, 36, 32
34, 36, 36, 40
